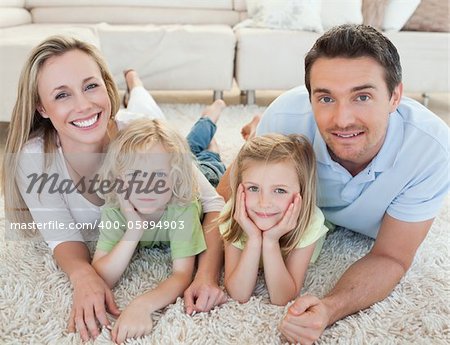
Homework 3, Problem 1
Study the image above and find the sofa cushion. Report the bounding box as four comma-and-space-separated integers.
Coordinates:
31, 7, 240, 25
0, 24, 99, 121
233, 0, 246, 11
0, 8, 31, 27
236, 0, 323, 33
321, 0, 363, 30
235, 28, 320, 90
382, 0, 420, 31
96, 23, 235, 91
234, 0, 364, 30
384, 31, 449, 92
403, 0, 450, 32
0, 0, 24, 7
362, 0, 389, 30
25, 0, 233, 10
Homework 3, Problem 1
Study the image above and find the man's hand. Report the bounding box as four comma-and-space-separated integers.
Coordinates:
68, 269, 121, 341
279, 295, 330, 345
184, 275, 227, 315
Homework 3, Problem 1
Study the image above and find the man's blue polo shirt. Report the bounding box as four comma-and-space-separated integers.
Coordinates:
256, 86, 449, 238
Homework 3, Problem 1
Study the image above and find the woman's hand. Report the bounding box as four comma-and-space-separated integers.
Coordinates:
233, 184, 262, 241
263, 193, 302, 243
111, 296, 153, 344
68, 267, 121, 341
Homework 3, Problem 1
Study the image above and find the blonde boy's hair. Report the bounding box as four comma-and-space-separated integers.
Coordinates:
99, 118, 198, 207
1, 35, 120, 228
219, 134, 317, 257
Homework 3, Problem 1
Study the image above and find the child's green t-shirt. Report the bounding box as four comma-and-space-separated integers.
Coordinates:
96, 200, 206, 259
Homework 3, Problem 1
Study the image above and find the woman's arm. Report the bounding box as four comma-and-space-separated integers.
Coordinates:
262, 240, 316, 305
111, 256, 195, 344
53, 242, 120, 341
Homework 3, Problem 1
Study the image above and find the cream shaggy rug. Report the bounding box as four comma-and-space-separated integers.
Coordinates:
0, 103, 449, 345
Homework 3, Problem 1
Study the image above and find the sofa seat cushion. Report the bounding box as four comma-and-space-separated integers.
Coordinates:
97, 23, 236, 91
384, 31, 450, 93
0, 24, 99, 121
0, 0, 24, 7
25, 0, 233, 10
0, 8, 31, 28
235, 27, 319, 90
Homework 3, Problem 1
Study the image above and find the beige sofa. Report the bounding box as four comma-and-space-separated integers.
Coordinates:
0, 0, 237, 121
0, 0, 449, 121
233, 0, 450, 104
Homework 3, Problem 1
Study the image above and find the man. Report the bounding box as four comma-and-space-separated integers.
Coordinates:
217, 24, 449, 344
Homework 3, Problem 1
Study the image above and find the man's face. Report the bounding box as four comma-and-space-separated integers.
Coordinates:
309, 56, 402, 175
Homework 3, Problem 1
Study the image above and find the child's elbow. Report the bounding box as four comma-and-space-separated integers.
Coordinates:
269, 297, 290, 306
228, 290, 251, 304
269, 290, 300, 306
224, 283, 250, 304
235, 296, 251, 304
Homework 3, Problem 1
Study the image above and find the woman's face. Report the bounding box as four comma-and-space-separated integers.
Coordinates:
37, 49, 112, 152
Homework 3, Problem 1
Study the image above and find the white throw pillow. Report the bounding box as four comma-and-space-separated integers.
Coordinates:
241, 0, 323, 32
382, 0, 421, 31
321, 0, 363, 30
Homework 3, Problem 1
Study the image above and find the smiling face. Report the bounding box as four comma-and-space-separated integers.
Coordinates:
37, 49, 112, 152
123, 143, 173, 220
241, 160, 300, 231
310, 56, 402, 175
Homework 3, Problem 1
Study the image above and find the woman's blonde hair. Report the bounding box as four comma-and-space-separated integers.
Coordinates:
98, 118, 198, 208
219, 134, 317, 257
1, 35, 120, 225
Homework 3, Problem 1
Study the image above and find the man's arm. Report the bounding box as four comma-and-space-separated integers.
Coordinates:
279, 214, 433, 344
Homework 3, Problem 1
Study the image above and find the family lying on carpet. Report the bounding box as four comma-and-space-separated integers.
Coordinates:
1, 25, 448, 344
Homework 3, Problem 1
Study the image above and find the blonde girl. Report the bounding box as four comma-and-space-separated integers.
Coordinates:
92, 118, 205, 343
0, 35, 225, 341
219, 134, 328, 305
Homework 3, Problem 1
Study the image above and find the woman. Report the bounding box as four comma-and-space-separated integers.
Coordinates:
1, 36, 225, 341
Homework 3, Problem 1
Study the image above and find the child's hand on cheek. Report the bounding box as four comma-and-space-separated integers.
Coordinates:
263, 193, 302, 243
117, 178, 141, 222
116, 178, 145, 239
233, 184, 262, 241
111, 297, 153, 344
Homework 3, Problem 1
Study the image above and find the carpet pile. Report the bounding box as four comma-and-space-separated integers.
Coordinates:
0, 103, 448, 344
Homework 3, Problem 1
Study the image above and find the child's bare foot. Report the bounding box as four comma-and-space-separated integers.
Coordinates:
123, 69, 143, 107
241, 114, 261, 141
124, 69, 143, 90
201, 99, 226, 124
